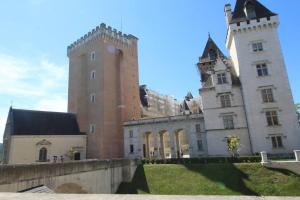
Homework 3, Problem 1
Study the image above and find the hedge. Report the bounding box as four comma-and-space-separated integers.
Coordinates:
140, 156, 262, 165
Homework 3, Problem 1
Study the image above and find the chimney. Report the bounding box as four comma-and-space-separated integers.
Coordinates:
224, 4, 232, 26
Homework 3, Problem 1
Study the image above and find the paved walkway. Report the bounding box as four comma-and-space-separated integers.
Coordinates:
0, 193, 299, 200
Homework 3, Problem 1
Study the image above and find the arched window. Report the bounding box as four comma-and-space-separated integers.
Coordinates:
209, 49, 217, 60
39, 147, 47, 162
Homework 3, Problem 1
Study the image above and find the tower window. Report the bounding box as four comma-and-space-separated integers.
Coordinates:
90, 93, 96, 103
244, 1, 256, 19
89, 124, 95, 134
223, 115, 234, 129
130, 145, 134, 154
271, 136, 283, 149
261, 88, 274, 103
217, 73, 227, 84
197, 140, 203, 151
39, 147, 48, 162
256, 63, 268, 76
266, 111, 279, 126
252, 42, 263, 52
220, 94, 231, 108
90, 71, 96, 80
129, 130, 134, 138
195, 124, 202, 133
91, 51, 96, 61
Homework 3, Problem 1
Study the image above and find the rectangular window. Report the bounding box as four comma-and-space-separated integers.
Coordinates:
195, 124, 201, 133
261, 88, 274, 103
271, 136, 283, 149
89, 124, 95, 134
91, 51, 95, 61
252, 42, 263, 52
130, 145, 134, 153
266, 111, 279, 126
223, 115, 234, 129
90, 71, 96, 80
90, 93, 96, 103
197, 140, 203, 151
220, 95, 231, 108
129, 130, 133, 138
256, 63, 268, 77
217, 73, 227, 84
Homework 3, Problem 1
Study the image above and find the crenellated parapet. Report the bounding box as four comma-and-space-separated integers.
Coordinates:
67, 23, 138, 56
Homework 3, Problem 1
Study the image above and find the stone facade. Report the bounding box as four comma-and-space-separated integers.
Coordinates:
124, 114, 206, 159
68, 23, 141, 159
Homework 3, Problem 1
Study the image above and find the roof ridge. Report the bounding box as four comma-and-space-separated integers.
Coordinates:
11, 108, 75, 115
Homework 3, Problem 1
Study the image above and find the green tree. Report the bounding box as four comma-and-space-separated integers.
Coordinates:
227, 135, 241, 158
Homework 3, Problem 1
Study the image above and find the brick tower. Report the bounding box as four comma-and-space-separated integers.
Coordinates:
67, 23, 141, 159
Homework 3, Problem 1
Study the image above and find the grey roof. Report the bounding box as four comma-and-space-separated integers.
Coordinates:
8, 108, 84, 136
201, 36, 225, 60
231, 0, 277, 23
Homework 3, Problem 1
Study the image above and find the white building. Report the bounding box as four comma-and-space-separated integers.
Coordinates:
124, 0, 300, 158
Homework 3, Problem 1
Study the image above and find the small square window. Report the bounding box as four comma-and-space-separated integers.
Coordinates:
195, 124, 201, 133
217, 73, 227, 84
252, 42, 263, 52
266, 111, 279, 126
261, 88, 274, 103
90, 93, 96, 103
129, 130, 134, 138
130, 145, 134, 153
220, 94, 231, 108
91, 51, 96, 61
256, 63, 268, 77
223, 115, 234, 129
271, 136, 283, 149
90, 71, 96, 80
89, 124, 95, 134
197, 140, 203, 151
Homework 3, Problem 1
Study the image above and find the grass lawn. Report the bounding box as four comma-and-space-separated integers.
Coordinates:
117, 163, 300, 196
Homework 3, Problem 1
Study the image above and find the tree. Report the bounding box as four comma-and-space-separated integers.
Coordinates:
227, 135, 241, 158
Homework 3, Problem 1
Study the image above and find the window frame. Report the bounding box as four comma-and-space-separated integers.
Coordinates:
223, 115, 234, 129
252, 42, 263, 52
271, 136, 283, 149
130, 144, 134, 154
195, 124, 202, 133
91, 51, 96, 61
261, 88, 274, 103
197, 139, 203, 151
256, 63, 268, 77
129, 130, 134, 138
266, 111, 279, 126
217, 73, 227, 85
89, 124, 96, 134
39, 147, 48, 162
90, 70, 96, 80
220, 94, 231, 108
90, 93, 96, 103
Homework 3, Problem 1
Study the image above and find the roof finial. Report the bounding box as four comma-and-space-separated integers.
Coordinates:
208, 32, 211, 39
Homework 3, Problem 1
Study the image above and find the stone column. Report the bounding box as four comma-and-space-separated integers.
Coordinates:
260, 151, 268, 163
294, 150, 300, 162
160, 133, 165, 159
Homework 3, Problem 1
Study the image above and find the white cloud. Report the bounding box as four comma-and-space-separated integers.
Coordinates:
0, 53, 68, 143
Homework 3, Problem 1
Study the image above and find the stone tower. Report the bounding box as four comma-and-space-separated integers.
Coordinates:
67, 23, 141, 159
225, 0, 300, 154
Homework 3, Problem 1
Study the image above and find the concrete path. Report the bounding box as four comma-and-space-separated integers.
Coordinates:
0, 193, 299, 200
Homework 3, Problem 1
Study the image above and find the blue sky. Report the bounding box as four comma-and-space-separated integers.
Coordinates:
0, 0, 299, 141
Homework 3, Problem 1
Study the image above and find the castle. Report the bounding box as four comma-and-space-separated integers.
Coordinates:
2, 0, 300, 164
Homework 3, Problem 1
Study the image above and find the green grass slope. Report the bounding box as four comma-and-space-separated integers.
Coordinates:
117, 164, 300, 196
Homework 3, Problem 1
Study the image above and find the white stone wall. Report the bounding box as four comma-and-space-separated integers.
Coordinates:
124, 115, 207, 159
226, 16, 300, 154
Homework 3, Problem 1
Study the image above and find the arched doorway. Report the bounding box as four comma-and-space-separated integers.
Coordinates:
175, 129, 190, 158
39, 147, 47, 162
159, 130, 171, 159
74, 152, 81, 160
143, 132, 153, 159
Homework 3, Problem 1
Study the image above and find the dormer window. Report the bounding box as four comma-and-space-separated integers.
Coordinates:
217, 73, 227, 85
244, 1, 256, 19
209, 49, 217, 61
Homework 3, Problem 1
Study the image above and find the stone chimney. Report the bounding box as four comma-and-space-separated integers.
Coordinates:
224, 4, 232, 26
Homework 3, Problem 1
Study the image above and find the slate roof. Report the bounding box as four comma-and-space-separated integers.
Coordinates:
231, 0, 277, 23
9, 108, 83, 135
201, 36, 225, 60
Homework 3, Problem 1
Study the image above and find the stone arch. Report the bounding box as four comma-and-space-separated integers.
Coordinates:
143, 131, 153, 159
174, 129, 190, 158
159, 130, 171, 159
